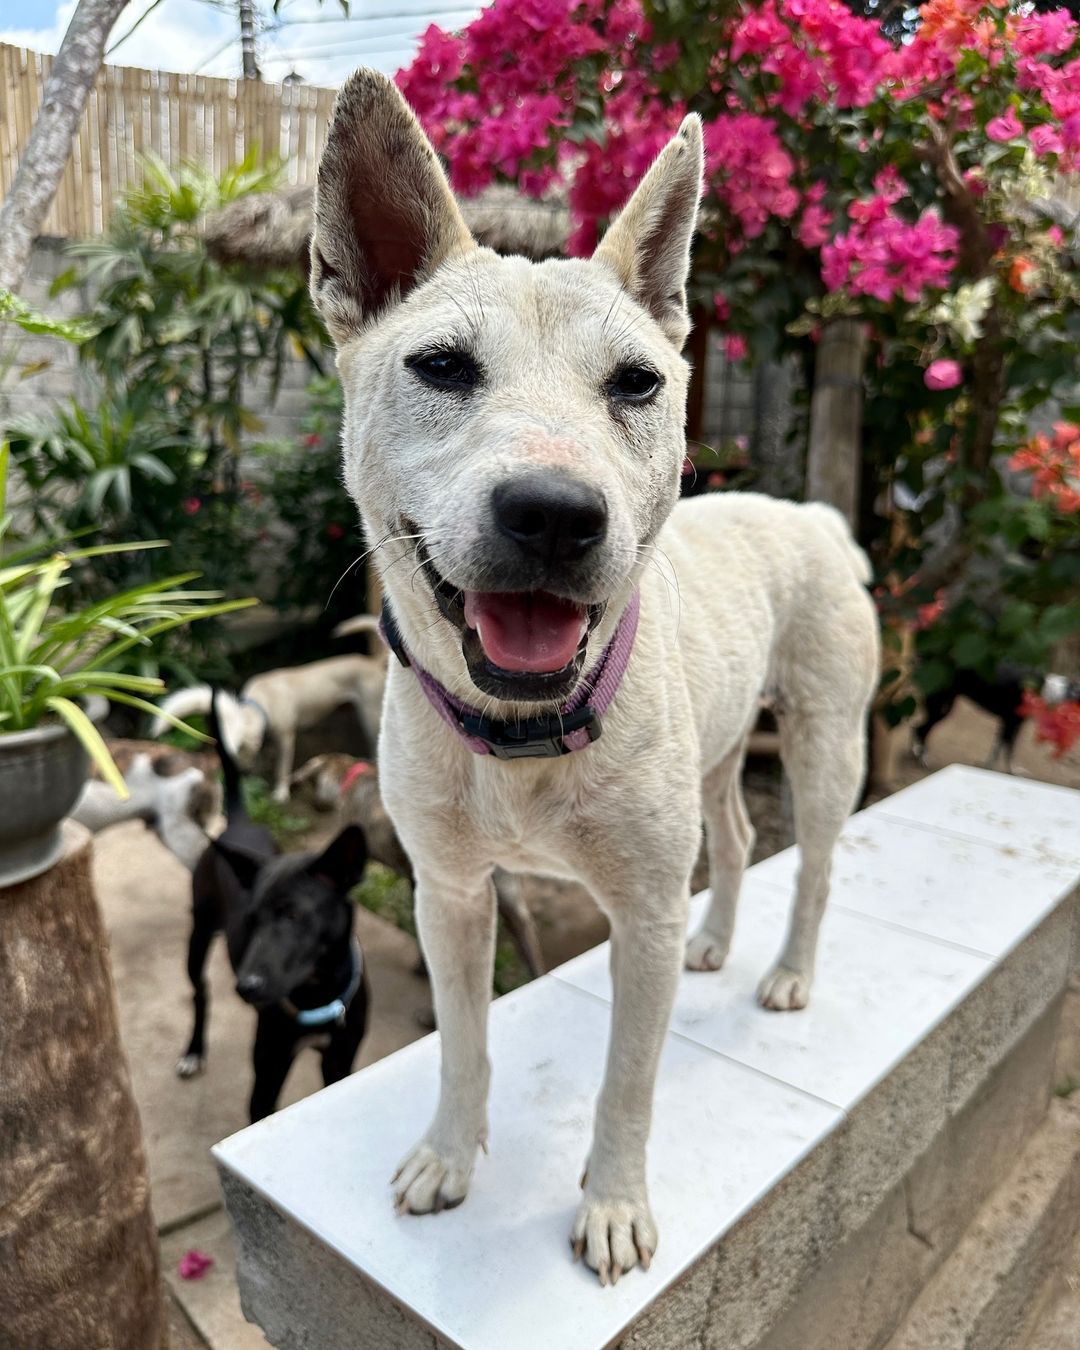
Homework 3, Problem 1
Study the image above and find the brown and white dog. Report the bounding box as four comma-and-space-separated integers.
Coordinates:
72, 740, 220, 871
153, 624, 386, 803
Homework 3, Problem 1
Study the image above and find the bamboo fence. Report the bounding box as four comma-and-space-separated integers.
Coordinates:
0, 44, 338, 239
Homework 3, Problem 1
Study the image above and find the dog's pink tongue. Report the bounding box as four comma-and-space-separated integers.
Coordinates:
463, 591, 586, 673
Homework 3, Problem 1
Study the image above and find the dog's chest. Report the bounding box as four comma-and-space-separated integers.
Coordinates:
466, 760, 585, 863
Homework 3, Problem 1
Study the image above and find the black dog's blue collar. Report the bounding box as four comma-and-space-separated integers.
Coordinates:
281, 938, 363, 1027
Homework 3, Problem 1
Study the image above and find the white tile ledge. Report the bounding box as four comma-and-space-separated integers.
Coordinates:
214, 767, 1080, 1350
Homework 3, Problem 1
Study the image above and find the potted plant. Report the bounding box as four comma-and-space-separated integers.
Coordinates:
0, 443, 251, 886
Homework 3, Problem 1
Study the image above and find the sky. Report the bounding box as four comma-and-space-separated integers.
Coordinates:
0, 0, 481, 87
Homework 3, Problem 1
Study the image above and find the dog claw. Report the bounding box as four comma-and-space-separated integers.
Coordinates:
571, 1237, 585, 1262
598, 1260, 610, 1287
637, 1241, 652, 1271
579, 1168, 588, 1189
611, 1264, 622, 1285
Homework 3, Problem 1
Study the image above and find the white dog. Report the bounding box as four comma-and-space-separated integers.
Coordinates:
154, 631, 385, 803
310, 71, 879, 1284
72, 742, 220, 871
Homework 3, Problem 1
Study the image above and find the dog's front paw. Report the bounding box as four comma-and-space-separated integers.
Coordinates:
757, 964, 811, 1011
570, 1192, 657, 1286
175, 1052, 205, 1079
392, 1140, 476, 1215
685, 928, 729, 971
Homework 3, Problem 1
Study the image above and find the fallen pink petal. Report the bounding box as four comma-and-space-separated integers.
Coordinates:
177, 1249, 214, 1280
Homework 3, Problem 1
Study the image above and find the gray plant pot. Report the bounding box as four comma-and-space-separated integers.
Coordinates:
0, 696, 108, 889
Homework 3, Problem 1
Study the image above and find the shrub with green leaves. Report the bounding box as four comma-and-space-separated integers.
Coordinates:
0, 443, 254, 792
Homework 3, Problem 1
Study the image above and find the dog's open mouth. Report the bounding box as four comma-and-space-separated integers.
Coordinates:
413, 533, 600, 701
463, 591, 587, 674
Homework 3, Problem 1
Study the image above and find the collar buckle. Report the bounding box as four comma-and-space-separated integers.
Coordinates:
459, 705, 602, 760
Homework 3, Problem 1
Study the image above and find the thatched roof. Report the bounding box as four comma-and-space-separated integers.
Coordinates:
203, 182, 570, 271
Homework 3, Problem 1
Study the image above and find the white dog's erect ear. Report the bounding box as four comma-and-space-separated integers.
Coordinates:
593, 115, 704, 348
310, 68, 475, 344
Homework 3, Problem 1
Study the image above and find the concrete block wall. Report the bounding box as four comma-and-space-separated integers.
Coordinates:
214, 767, 1080, 1350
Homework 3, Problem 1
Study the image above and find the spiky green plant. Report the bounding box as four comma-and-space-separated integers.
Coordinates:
0, 443, 254, 795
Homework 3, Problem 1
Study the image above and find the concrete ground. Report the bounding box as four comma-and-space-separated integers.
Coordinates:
94, 697, 1079, 1348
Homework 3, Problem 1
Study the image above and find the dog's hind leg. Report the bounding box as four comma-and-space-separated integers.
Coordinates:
758, 709, 866, 1011
685, 740, 754, 971
393, 869, 497, 1216
494, 870, 545, 979
176, 914, 215, 1077
271, 727, 296, 804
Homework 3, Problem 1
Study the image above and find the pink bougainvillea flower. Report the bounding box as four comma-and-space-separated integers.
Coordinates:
181, 497, 201, 516
178, 1249, 214, 1280
1029, 124, 1064, 156
986, 107, 1023, 142
724, 334, 749, 361
924, 359, 963, 390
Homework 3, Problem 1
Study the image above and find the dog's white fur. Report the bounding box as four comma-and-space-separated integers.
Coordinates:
72, 746, 220, 871
311, 70, 880, 1282
153, 637, 386, 803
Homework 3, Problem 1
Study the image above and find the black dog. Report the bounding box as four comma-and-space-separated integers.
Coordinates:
176, 693, 370, 1121
912, 666, 1078, 772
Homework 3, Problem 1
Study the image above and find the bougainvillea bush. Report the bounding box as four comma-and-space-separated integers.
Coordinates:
399, 0, 1080, 752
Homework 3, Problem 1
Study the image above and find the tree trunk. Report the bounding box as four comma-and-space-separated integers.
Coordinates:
0, 0, 129, 294
0, 822, 167, 1350
805, 318, 867, 526
751, 354, 801, 499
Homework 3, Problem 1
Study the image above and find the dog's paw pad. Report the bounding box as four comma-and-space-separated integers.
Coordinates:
392, 1141, 472, 1215
175, 1053, 206, 1079
757, 965, 810, 1011
570, 1194, 657, 1285
685, 930, 728, 972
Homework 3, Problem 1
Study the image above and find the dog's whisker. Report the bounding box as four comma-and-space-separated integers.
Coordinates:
323, 533, 425, 611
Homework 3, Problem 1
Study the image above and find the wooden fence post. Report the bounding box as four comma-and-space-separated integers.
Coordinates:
805, 318, 867, 525
0, 823, 167, 1350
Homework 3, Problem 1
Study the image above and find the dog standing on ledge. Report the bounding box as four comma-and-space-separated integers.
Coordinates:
310, 71, 878, 1283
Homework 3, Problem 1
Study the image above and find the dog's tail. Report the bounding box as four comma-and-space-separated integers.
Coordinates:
208, 687, 244, 818
804, 502, 873, 586
150, 684, 213, 737
332, 613, 381, 641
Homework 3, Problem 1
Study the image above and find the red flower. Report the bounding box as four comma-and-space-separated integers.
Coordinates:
304, 433, 321, 448
1019, 692, 1080, 758
326, 523, 345, 540
181, 497, 201, 516
915, 590, 947, 630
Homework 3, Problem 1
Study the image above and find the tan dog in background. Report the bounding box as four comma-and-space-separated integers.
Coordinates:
310, 70, 879, 1282
154, 626, 386, 802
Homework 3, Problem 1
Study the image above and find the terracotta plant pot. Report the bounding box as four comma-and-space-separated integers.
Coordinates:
0, 696, 107, 888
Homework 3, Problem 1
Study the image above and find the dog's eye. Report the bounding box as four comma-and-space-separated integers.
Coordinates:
608, 365, 662, 402
407, 350, 481, 391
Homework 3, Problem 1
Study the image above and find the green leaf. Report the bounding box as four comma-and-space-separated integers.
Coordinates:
914, 659, 953, 696
952, 631, 989, 669
1039, 603, 1080, 645
44, 696, 127, 798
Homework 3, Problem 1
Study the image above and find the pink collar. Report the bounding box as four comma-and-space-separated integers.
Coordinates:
380, 591, 640, 760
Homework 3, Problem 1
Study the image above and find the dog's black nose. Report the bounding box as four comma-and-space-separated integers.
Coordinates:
236, 973, 266, 1001
492, 473, 608, 564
